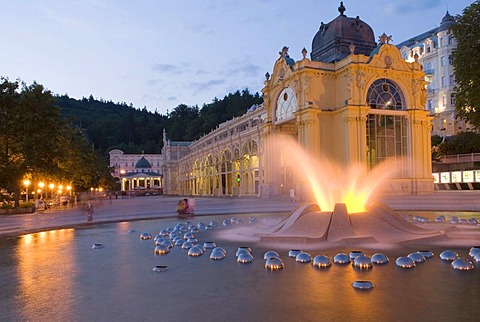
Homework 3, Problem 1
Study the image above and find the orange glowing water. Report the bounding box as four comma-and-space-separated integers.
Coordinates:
273, 135, 398, 213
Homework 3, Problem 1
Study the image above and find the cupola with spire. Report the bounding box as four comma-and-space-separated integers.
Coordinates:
311, 1, 377, 63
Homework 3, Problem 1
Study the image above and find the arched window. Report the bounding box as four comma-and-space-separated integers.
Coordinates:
367, 78, 405, 110
276, 87, 298, 123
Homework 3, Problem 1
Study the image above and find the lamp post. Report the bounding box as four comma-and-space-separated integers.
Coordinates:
49, 183, 55, 202
38, 182, 45, 199
23, 180, 31, 202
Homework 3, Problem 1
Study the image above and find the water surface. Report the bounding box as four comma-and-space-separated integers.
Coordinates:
1, 213, 479, 321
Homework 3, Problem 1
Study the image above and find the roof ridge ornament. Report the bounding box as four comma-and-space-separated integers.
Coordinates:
338, 1, 346, 16
378, 33, 393, 44
279, 46, 289, 57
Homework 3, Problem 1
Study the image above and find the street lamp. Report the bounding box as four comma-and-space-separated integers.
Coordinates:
49, 183, 55, 201
23, 180, 31, 202
66, 185, 72, 196
38, 182, 45, 199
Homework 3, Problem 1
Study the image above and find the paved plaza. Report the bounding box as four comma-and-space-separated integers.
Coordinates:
0, 191, 479, 238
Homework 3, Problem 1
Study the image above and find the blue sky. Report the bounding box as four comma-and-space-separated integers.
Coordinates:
0, 0, 473, 114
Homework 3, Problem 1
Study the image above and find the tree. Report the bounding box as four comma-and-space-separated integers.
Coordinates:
0, 78, 115, 206
0, 78, 65, 206
437, 131, 480, 155
451, 1, 480, 128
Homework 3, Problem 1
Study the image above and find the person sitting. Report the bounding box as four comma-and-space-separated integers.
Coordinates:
176, 199, 190, 217
176, 199, 186, 216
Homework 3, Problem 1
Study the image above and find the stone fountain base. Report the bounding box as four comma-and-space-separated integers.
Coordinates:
257, 202, 448, 245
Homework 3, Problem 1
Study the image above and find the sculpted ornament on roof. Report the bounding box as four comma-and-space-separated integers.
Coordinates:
379, 33, 393, 44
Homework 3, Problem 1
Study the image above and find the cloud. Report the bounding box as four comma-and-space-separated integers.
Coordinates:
196, 69, 209, 76
146, 79, 160, 86
152, 63, 179, 73
181, 21, 213, 36
188, 79, 226, 95
222, 59, 261, 77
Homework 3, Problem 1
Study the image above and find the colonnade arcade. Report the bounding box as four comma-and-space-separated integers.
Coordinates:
178, 139, 260, 196
120, 174, 162, 191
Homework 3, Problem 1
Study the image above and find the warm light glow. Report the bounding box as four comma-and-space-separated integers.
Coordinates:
23, 179, 31, 187
23, 234, 33, 245
66, 186, 72, 191
39, 182, 45, 188
58, 185, 63, 190
49, 183, 54, 189
273, 135, 398, 213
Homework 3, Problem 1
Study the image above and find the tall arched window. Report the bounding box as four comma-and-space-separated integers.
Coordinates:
367, 78, 405, 110
276, 87, 298, 123
366, 78, 407, 176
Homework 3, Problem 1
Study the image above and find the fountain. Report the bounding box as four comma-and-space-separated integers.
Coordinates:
217, 135, 478, 247
235, 135, 430, 245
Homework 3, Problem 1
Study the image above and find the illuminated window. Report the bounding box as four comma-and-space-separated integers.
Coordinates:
366, 113, 407, 176
367, 78, 405, 110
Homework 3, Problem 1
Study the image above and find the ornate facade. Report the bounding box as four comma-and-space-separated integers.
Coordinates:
162, 3, 434, 199
398, 12, 474, 137
109, 150, 163, 191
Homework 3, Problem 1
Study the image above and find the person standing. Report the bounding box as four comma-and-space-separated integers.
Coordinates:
86, 201, 94, 222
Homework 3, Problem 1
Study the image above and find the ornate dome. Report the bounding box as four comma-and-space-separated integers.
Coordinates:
135, 156, 152, 169
439, 11, 455, 32
311, 2, 376, 63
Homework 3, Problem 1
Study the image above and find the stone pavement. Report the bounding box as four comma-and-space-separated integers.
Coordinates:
0, 191, 479, 239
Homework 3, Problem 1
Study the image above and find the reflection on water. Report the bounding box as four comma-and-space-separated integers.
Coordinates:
0, 214, 479, 321
15, 229, 76, 321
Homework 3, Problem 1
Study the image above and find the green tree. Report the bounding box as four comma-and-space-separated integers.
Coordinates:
0, 78, 115, 206
451, 1, 480, 128
167, 104, 200, 141
431, 134, 444, 161
0, 78, 64, 206
55, 125, 114, 191
437, 131, 480, 155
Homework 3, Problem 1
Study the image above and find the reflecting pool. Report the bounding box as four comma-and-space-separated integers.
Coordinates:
1, 212, 479, 321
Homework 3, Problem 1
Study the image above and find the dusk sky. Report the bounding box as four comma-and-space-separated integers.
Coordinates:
1, 0, 473, 114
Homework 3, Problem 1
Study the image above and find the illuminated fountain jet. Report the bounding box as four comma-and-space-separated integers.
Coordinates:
254, 135, 448, 245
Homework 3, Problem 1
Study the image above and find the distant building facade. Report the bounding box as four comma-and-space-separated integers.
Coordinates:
161, 3, 434, 198
109, 149, 163, 191
398, 12, 474, 137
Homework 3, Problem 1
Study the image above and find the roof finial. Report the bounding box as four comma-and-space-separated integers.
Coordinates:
379, 33, 393, 44
338, 1, 346, 16
279, 46, 289, 57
